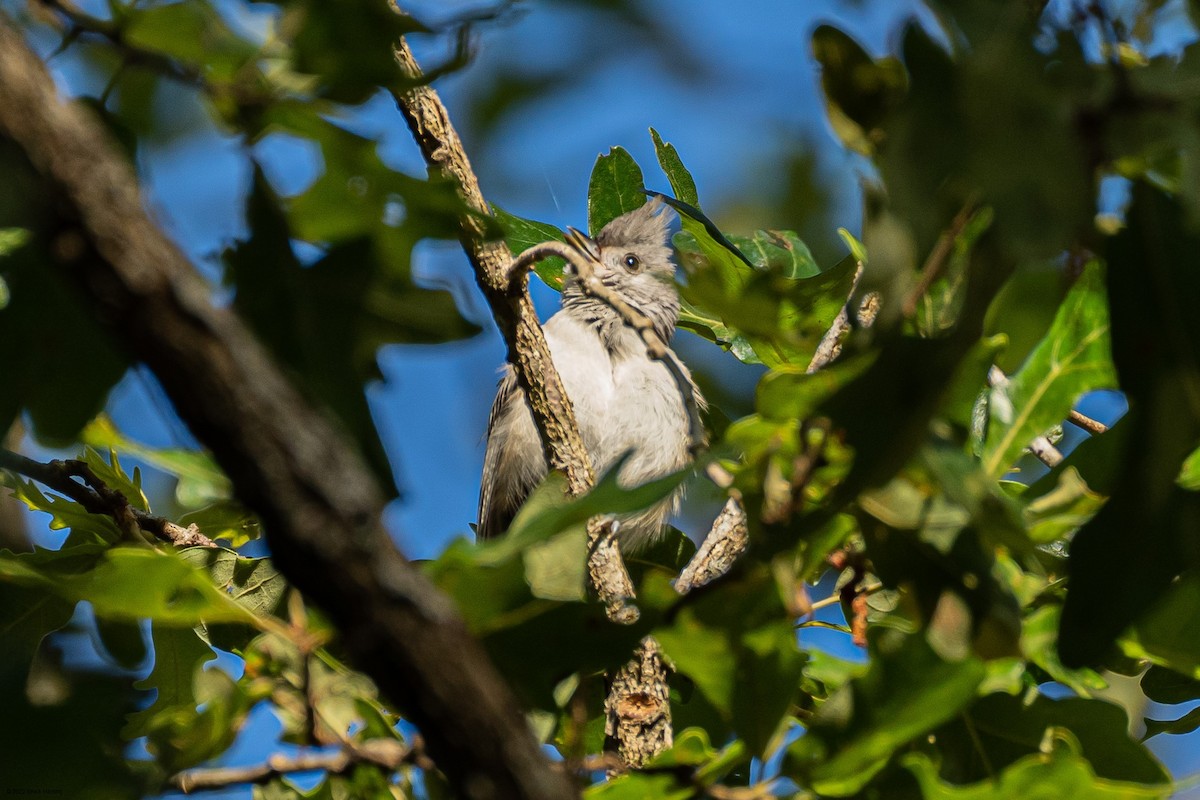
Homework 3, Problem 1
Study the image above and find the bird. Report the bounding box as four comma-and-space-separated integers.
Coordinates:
477, 196, 703, 551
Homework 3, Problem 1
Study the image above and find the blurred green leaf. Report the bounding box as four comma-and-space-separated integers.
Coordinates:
1141, 665, 1200, 705
811, 26, 907, 157
1022, 467, 1106, 543
123, 624, 217, 738
0, 547, 256, 625
1021, 605, 1106, 696
229, 169, 477, 491
904, 750, 1169, 799
787, 633, 985, 795
0, 203, 128, 443
280, 0, 424, 103
585, 772, 692, 799
82, 415, 232, 508
1060, 186, 1200, 669
1144, 706, 1200, 740
123, 0, 257, 79
1123, 572, 1200, 677
656, 567, 805, 755
934, 692, 1168, 786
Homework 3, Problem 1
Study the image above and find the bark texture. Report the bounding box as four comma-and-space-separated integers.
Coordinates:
0, 17, 574, 800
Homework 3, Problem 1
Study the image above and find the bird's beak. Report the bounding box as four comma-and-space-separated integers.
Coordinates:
564, 226, 602, 265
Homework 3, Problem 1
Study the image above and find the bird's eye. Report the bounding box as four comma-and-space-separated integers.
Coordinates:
623, 253, 641, 272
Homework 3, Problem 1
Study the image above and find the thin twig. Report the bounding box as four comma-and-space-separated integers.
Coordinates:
901, 199, 978, 319
1027, 435, 1064, 469
0, 449, 217, 547
807, 262, 866, 374
806, 581, 884, 614
169, 739, 414, 793
1067, 409, 1108, 435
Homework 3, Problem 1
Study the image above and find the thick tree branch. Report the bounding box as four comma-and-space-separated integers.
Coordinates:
0, 17, 573, 800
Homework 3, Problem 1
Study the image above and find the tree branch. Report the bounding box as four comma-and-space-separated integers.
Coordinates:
604, 637, 672, 768
678, 266, 879, 596
389, 34, 645, 627
1068, 409, 1109, 435
169, 739, 420, 793
0, 17, 573, 800
0, 448, 217, 547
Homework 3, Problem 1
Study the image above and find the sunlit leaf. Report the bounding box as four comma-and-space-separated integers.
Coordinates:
982, 261, 1117, 478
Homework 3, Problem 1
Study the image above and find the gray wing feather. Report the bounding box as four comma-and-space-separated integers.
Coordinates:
477, 369, 522, 541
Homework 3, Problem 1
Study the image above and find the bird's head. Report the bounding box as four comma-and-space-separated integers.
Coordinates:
562, 196, 680, 342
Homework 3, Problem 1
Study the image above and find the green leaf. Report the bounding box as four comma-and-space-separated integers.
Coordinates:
1022, 467, 1106, 544
94, 617, 148, 669
585, 772, 692, 800
937, 693, 1169, 786
180, 548, 287, 619
123, 624, 217, 738
655, 567, 805, 755
1180, 443, 1200, 490
1059, 186, 1200, 669
477, 457, 688, 568
490, 204, 567, 289
729, 229, 820, 279
177, 501, 262, 548
0, 547, 256, 625
681, 247, 857, 368
1123, 572, 1200, 678
2, 473, 121, 544
123, 0, 257, 79
283, 0, 424, 103
0, 214, 128, 443
587, 146, 646, 235
0, 227, 30, 257
982, 260, 1117, 478
1141, 665, 1200, 705
903, 750, 1169, 800
521, 527, 587, 602
1144, 705, 1200, 739
787, 633, 986, 796
81, 446, 149, 513
650, 128, 699, 207
230, 169, 476, 491
1021, 605, 1106, 695
811, 26, 907, 157
0, 651, 139, 797
81, 415, 232, 508
143, 660, 253, 771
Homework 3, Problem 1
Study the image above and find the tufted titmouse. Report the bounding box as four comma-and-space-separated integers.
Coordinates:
477, 197, 703, 550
